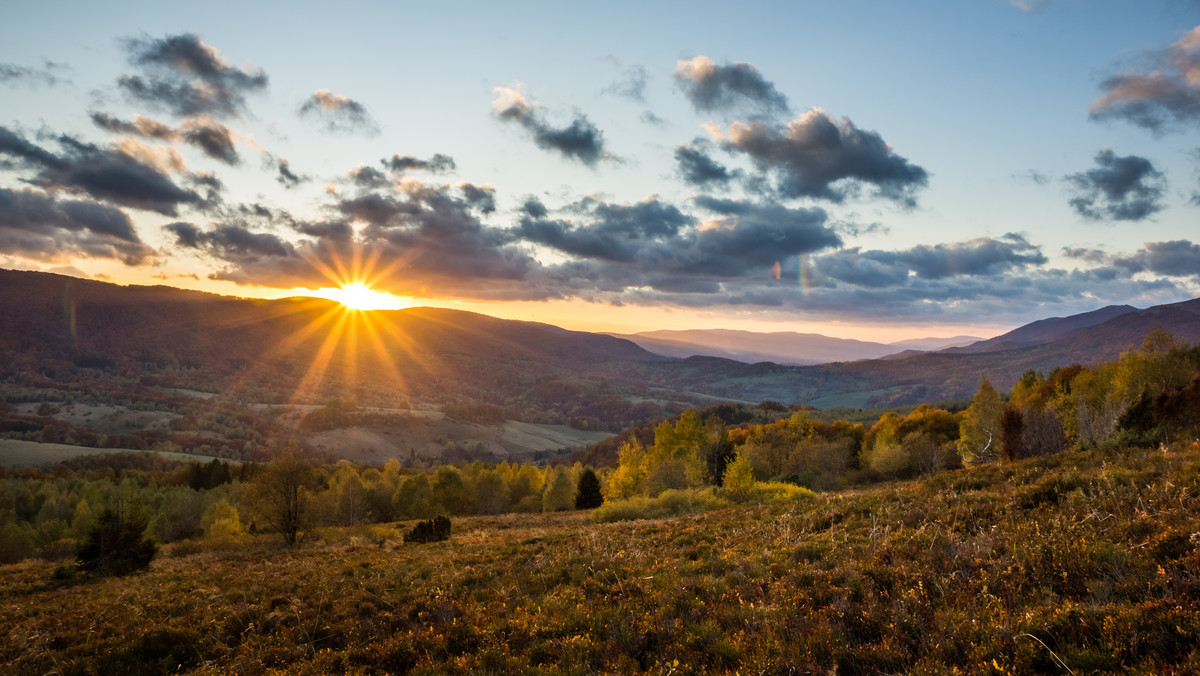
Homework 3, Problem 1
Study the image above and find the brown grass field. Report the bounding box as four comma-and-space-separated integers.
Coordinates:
2, 440, 1198, 674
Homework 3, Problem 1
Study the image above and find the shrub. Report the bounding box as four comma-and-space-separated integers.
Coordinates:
76, 507, 158, 576
591, 488, 727, 523
404, 516, 451, 543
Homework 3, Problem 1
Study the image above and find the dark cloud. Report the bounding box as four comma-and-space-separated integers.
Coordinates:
1066, 148, 1166, 221
1062, 246, 1110, 264
193, 180, 543, 300
604, 63, 648, 102
90, 112, 240, 165
675, 141, 740, 188
721, 108, 929, 205
348, 165, 389, 188
674, 56, 790, 117
1089, 25, 1200, 131
298, 90, 380, 135
1113, 239, 1200, 277
0, 125, 207, 216
492, 87, 614, 166
118, 33, 267, 118
520, 197, 547, 219
519, 196, 840, 286
168, 221, 294, 260
276, 158, 306, 188
0, 60, 70, 88
809, 235, 1047, 289
382, 153, 456, 174
0, 187, 154, 264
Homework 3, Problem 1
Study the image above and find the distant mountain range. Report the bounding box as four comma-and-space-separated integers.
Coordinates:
2, 268, 1199, 422
615, 329, 982, 365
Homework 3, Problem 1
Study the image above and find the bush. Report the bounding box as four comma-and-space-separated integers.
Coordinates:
76, 507, 158, 576
591, 488, 727, 523
404, 516, 451, 543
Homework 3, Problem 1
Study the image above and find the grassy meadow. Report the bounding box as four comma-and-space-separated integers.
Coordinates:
2, 439, 1198, 674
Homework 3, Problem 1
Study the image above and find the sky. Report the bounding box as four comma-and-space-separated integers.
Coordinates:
2, 0, 1199, 341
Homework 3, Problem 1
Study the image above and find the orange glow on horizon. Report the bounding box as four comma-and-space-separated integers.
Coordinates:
310, 283, 411, 311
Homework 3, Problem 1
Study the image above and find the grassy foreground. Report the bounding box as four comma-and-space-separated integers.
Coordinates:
2, 441, 1199, 674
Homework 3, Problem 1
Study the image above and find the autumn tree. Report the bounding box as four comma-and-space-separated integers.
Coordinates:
247, 446, 315, 545
541, 467, 576, 512
958, 378, 1003, 463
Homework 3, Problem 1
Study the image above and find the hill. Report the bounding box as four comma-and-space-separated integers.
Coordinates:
2, 439, 1197, 673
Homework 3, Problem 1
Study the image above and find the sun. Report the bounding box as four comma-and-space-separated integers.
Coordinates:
315, 282, 409, 311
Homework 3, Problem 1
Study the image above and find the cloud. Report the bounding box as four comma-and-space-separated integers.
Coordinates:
276, 158, 306, 188
675, 141, 740, 188
492, 86, 614, 166
297, 89, 380, 136
603, 63, 648, 102
518, 196, 841, 289
812, 234, 1048, 288
720, 108, 929, 205
1010, 0, 1051, 12
89, 112, 240, 164
1062, 246, 1110, 264
382, 153, 456, 174
348, 165, 389, 188
640, 110, 667, 126
0, 60, 70, 88
118, 33, 267, 118
1066, 148, 1166, 221
0, 124, 208, 216
1089, 25, 1200, 131
187, 179, 545, 300
674, 56, 790, 118
1112, 239, 1200, 278
0, 187, 155, 265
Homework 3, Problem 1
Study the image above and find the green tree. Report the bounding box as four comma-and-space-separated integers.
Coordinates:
76, 506, 158, 576
574, 468, 604, 509
393, 473, 438, 519
473, 468, 511, 515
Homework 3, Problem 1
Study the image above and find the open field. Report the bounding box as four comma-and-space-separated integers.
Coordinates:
0, 439, 225, 468
2, 440, 1197, 674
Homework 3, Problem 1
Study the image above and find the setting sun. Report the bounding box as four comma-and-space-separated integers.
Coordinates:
314, 283, 409, 311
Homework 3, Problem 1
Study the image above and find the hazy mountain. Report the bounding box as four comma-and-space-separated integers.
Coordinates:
889, 335, 982, 351
618, 329, 982, 365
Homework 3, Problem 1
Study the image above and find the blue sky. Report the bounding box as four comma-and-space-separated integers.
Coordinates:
2, 0, 1199, 339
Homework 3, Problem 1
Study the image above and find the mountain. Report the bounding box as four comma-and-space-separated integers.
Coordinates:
618, 329, 982, 365
944, 305, 1138, 354
648, 298, 1200, 409
0, 269, 674, 436
3, 268, 1199, 434
889, 335, 982, 351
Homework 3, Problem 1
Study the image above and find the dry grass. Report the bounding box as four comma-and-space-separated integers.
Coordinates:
2, 441, 1198, 674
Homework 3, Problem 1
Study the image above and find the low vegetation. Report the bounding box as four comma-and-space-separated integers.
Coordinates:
0, 438, 1197, 673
